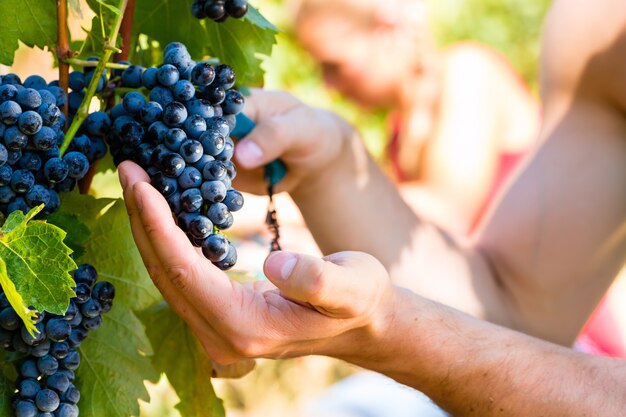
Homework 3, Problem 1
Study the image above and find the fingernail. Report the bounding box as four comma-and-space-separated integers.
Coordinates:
237, 140, 263, 165
280, 254, 297, 280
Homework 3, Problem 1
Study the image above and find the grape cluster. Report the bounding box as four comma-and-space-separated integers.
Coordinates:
107, 42, 244, 270
191, 0, 249, 22
0, 264, 115, 417
0, 73, 109, 217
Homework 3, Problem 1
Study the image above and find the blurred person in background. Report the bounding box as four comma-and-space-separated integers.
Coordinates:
292, 0, 540, 233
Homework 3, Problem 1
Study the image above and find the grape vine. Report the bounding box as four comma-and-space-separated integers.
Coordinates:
0, 0, 278, 416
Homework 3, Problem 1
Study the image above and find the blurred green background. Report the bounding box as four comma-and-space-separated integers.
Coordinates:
139, 1, 551, 416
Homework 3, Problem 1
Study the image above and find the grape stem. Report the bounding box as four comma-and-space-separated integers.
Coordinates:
63, 58, 130, 70
60, 0, 130, 157
56, 0, 71, 124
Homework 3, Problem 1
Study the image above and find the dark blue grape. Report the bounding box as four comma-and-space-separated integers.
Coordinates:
84, 70, 107, 93
21, 359, 40, 379
121, 65, 145, 88
25, 185, 50, 207
188, 215, 213, 239
112, 60, 131, 78
47, 372, 70, 394
74, 264, 97, 286
67, 327, 88, 348
199, 130, 225, 156
120, 121, 144, 148
161, 153, 186, 178
123, 91, 147, 115
186, 99, 214, 119
157, 64, 180, 87
132, 143, 154, 168
183, 114, 207, 139
166, 191, 182, 213
0, 185, 16, 204
191, 0, 207, 18
46, 86, 67, 108
147, 121, 169, 145
178, 167, 202, 189
214, 243, 237, 270
50, 341, 70, 360
214, 64, 236, 89
23, 75, 47, 90
179, 139, 203, 163
151, 173, 178, 197
206, 202, 230, 225
203, 85, 225, 105
43, 158, 69, 183
205, 116, 230, 137
38, 103, 61, 127
141, 67, 159, 89
37, 355, 59, 376
140, 102, 163, 125
15, 400, 38, 417
173, 80, 196, 102
55, 403, 79, 417
205, 0, 226, 20
151, 144, 171, 169
191, 62, 215, 86
67, 309, 82, 328
202, 234, 229, 262
164, 42, 186, 55
0, 165, 12, 186
0, 143, 7, 166
10, 169, 35, 193
30, 338, 51, 357
59, 350, 80, 371
164, 128, 187, 152
18, 379, 41, 399
149, 86, 175, 107
202, 160, 227, 181
17, 88, 42, 110
162, 102, 188, 127
7, 149, 22, 165
42, 189, 60, 215
67, 91, 84, 114
223, 189, 244, 211
215, 136, 235, 161
62, 152, 89, 179
20, 152, 43, 171
193, 154, 215, 171
0, 100, 22, 125
84, 111, 111, 136
221, 90, 245, 115
0, 84, 18, 102
60, 385, 80, 405
0, 307, 20, 330
180, 188, 203, 213
164, 47, 193, 74
79, 299, 101, 319
70, 134, 91, 155
35, 389, 60, 412
32, 126, 57, 151
7, 196, 29, 214
68, 71, 85, 91
201, 180, 227, 203
45, 318, 71, 343
5, 125, 28, 150
225, 0, 248, 18
73, 283, 91, 304
110, 103, 129, 120
38, 89, 57, 107
81, 315, 102, 331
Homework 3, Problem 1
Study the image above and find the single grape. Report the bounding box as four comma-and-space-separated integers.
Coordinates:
36, 355, 59, 376
177, 167, 203, 189
17, 88, 42, 110
200, 180, 227, 203
221, 90, 245, 115
162, 102, 188, 127
202, 233, 229, 262
35, 389, 60, 413
223, 189, 244, 212
43, 158, 69, 183
157, 64, 180, 87
173, 80, 196, 102
47, 372, 71, 394
225, 0, 248, 18
62, 152, 89, 179
188, 215, 213, 239
180, 188, 204, 213
214, 243, 237, 270
18, 378, 41, 399
50, 341, 70, 360
164, 128, 187, 152
121, 65, 145, 88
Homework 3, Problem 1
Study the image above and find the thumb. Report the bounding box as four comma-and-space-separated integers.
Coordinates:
263, 251, 389, 318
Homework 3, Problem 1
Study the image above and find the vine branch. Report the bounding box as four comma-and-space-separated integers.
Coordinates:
56, 0, 71, 125
117, 0, 136, 61
60, 0, 130, 157
63, 58, 130, 70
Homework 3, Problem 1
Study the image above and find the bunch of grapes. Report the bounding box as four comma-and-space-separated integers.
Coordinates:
0, 73, 109, 217
0, 264, 115, 417
191, 0, 249, 22
106, 42, 244, 270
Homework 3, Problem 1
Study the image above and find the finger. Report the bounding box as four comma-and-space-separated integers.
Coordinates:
242, 89, 301, 123
234, 113, 294, 170
131, 181, 236, 315
263, 251, 390, 318
211, 359, 257, 379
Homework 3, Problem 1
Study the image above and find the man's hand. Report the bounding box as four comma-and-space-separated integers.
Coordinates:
119, 161, 392, 364
233, 89, 357, 196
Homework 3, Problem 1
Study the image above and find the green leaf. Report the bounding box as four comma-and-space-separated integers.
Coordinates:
0, 0, 57, 66
132, 0, 278, 86
141, 302, 225, 417
204, 6, 278, 86
77, 304, 158, 417
78, 0, 123, 58
0, 258, 38, 335
94, 0, 121, 15
46, 212, 91, 261
60, 192, 161, 310
0, 206, 76, 319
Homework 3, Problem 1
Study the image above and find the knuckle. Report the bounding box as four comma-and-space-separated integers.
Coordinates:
165, 265, 193, 292
302, 261, 326, 304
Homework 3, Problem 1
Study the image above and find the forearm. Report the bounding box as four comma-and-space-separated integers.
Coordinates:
341, 288, 626, 417
291, 131, 511, 326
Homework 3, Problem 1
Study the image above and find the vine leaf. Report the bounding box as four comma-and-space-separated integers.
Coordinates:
77, 305, 157, 417
0, 0, 58, 66
78, 0, 123, 58
141, 302, 226, 417
59, 192, 162, 311
0, 258, 38, 335
0, 206, 76, 324
46, 212, 91, 261
133, 0, 278, 86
